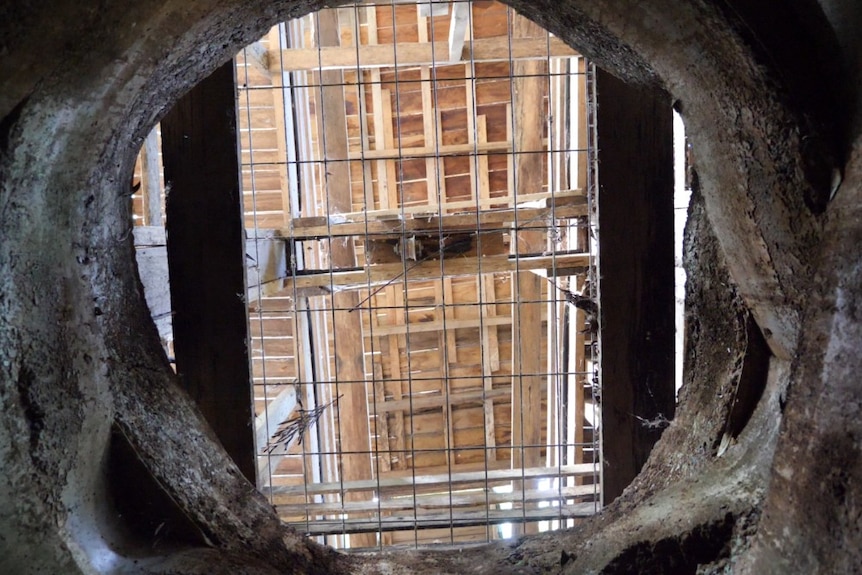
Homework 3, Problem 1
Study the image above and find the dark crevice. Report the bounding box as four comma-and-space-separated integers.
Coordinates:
724, 313, 772, 441
108, 423, 208, 550
599, 512, 736, 574
15, 365, 44, 453
0, 94, 28, 155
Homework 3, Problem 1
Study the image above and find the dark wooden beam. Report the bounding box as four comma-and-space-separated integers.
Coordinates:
596, 69, 675, 503
161, 61, 256, 483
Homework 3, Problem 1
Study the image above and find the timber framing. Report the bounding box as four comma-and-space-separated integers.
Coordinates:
134, 0, 610, 550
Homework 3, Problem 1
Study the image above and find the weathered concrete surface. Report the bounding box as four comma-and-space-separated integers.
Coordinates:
1, 0, 861, 573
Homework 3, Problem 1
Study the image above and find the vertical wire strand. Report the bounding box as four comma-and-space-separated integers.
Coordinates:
237, 42, 273, 500
503, 3, 529, 532
463, 0, 494, 542
311, 8, 349, 544
350, 1, 385, 548
385, 0, 421, 548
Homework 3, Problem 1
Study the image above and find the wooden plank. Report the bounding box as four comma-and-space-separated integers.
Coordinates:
303, 188, 582, 222
367, 308, 512, 336
134, 227, 286, 306
480, 278, 501, 372
387, 284, 407, 470
160, 61, 255, 482
373, 387, 509, 414
464, 64, 479, 210
510, 275, 544, 463
372, 367, 392, 473
365, 231, 507, 264
480, 274, 500, 461
139, 127, 162, 226
416, 10, 439, 211
431, 281, 456, 468
510, 14, 550, 536
133, 244, 173, 342
286, 502, 598, 535
280, 251, 590, 291
386, 333, 406, 469
277, 484, 598, 515
365, 5, 390, 214
268, 464, 597, 497
443, 278, 458, 363
244, 40, 271, 76
255, 384, 299, 483
447, 1, 471, 63
596, 68, 675, 503
267, 27, 294, 229
476, 119, 499, 461
348, 136, 512, 161
288, 193, 586, 238
278, 36, 576, 71
315, 9, 376, 548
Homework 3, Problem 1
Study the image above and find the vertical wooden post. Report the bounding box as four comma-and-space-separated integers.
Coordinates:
316, 8, 376, 549
596, 69, 675, 503
510, 13, 548, 536
161, 61, 256, 483
140, 128, 162, 226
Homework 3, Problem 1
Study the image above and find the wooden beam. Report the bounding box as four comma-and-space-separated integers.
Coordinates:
447, 1, 471, 63
480, 275, 500, 459
366, 6, 390, 215
278, 36, 576, 71
380, 88, 400, 210
596, 68, 675, 503
386, 332, 406, 470
278, 484, 598, 515
280, 251, 590, 291
416, 10, 440, 211
134, 226, 286, 306
370, 332, 392, 473
255, 384, 298, 483
244, 40, 271, 76
417, 0, 449, 18
443, 278, 458, 363
315, 8, 376, 548
287, 194, 586, 239
132, 242, 173, 343
268, 464, 597, 497
139, 127, 162, 226
349, 137, 510, 161
510, 276, 544, 465
284, 502, 598, 535
510, 13, 550, 536
373, 387, 510, 414
160, 61, 256, 482
266, 27, 294, 229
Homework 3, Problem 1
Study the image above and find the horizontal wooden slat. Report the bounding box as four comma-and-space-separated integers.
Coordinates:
373, 387, 511, 413
266, 464, 597, 497
285, 501, 599, 535
287, 190, 586, 239
368, 314, 512, 337
277, 484, 599, 515
278, 36, 576, 71
280, 251, 587, 291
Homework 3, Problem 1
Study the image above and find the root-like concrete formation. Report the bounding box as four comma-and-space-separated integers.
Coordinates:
2, 1, 861, 573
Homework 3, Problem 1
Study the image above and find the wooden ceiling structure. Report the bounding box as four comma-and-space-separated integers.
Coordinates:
134, 0, 602, 550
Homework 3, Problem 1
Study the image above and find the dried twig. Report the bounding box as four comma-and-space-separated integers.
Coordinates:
263, 395, 342, 454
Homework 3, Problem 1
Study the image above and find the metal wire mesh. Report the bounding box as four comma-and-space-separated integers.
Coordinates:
235, 0, 601, 549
